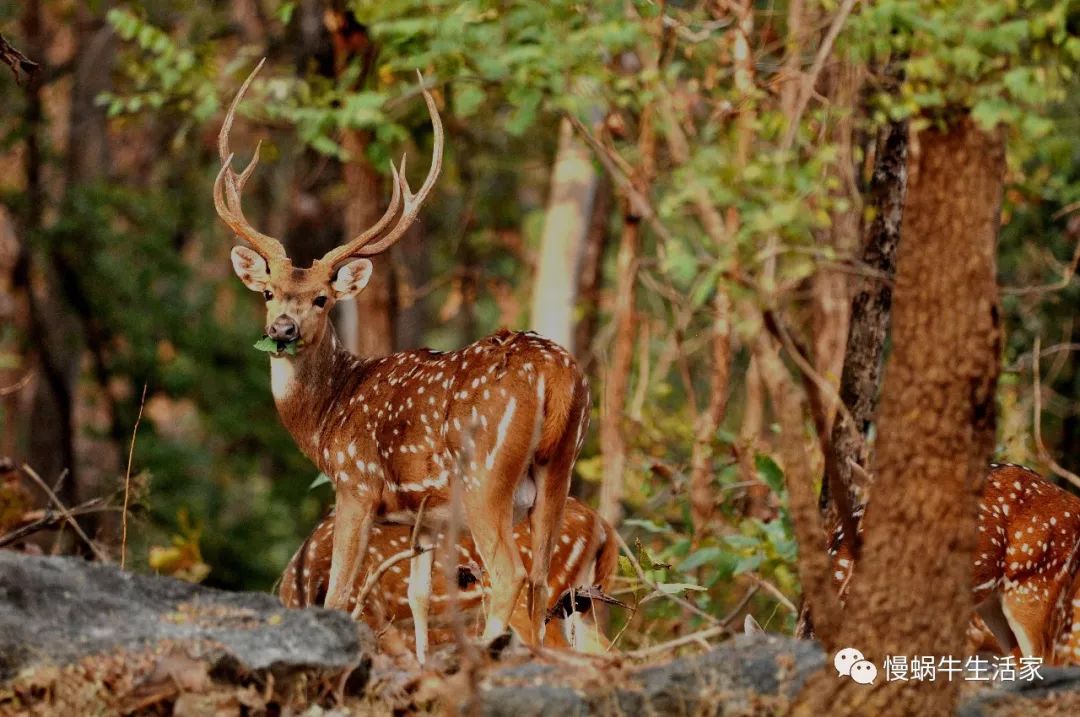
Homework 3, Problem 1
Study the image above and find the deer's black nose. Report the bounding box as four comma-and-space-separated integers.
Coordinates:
267, 315, 299, 342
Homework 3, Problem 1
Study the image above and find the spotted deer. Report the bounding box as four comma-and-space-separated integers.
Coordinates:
279, 496, 618, 655
216, 63, 590, 645
828, 463, 1080, 663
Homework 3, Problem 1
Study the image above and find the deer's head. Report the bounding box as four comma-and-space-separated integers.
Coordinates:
217, 60, 443, 355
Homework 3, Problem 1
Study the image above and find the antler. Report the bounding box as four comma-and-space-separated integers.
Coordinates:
214, 59, 287, 261
320, 71, 444, 268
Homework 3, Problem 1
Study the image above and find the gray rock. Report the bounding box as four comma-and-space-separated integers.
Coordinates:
0, 552, 367, 682
470, 634, 825, 716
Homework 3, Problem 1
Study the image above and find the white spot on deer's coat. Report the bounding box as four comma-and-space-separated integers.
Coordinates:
487, 397, 517, 469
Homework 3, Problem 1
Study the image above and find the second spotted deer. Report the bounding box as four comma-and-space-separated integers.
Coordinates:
829, 463, 1080, 663
216, 63, 590, 645
280, 497, 619, 656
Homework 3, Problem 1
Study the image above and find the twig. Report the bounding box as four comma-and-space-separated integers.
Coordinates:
1002, 232, 1080, 296
744, 573, 797, 613
0, 498, 109, 547
565, 113, 676, 245
352, 545, 434, 619
21, 464, 109, 562
779, 0, 861, 151
625, 583, 761, 659
0, 372, 33, 396
612, 530, 719, 626
121, 383, 148, 569
0, 33, 40, 85
1032, 337, 1080, 490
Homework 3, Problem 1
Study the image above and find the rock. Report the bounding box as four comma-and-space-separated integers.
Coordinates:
0, 552, 368, 682
957, 667, 1080, 717
468, 634, 825, 716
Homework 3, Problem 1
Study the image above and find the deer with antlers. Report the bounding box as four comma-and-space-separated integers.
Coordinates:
279, 496, 620, 656
828, 463, 1080, 663
216, 62, 590, 646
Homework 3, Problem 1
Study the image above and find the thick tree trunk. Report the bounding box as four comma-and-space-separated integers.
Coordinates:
530, 118, 599, 352
796, 118, 1004, 716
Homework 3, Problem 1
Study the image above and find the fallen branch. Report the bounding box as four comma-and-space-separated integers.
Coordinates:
21, 464, 109, 562
0, 498, 109, 548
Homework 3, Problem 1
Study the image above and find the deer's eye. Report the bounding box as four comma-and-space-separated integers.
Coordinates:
263, 289, 274, 301
313, 296, 328, 308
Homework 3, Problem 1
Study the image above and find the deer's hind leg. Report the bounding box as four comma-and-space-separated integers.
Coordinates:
527, 386, 589, 644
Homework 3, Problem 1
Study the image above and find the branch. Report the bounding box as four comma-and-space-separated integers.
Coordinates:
1032, 337, 1080, 491
20, 464, 109, 562
0, 33, 40, 85
779, 0, 861, 152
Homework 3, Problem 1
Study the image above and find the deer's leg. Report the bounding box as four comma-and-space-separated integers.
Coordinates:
527, 433, 577, 644
1000, 588, 1050, 658
407, 543, 434, 665
464, 483, 526, 643
325, 492, 375, 611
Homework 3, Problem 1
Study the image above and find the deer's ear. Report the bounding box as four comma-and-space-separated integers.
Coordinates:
332, 259, 373, 300
231, 246, 271, 292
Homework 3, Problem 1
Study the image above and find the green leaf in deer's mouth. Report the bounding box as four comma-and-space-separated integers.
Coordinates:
253, 336, 299, 355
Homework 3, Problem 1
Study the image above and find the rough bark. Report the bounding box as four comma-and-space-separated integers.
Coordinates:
795, 118, 1005, 717
530, 118, 599, 352
820, 115, 909, 532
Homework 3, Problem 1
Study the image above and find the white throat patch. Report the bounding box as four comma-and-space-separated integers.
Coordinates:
270, 356, 297, 400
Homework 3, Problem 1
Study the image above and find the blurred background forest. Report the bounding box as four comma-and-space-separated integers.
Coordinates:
0, 0, 1077, 650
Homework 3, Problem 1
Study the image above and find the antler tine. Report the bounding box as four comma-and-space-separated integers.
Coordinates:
321, 71, 444, 267
355, 76, 444, 258
215, 58, 286, 260
320, 159, 404, 268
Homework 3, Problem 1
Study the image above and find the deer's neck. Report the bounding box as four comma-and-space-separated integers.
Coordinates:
270, 328, 372, 463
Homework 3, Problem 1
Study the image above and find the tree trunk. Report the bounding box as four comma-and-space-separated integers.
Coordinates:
796, 118, 1004, 717
339, 129, 392, 356
328, 10, 392, 357
688, 291, 732, 535
573, 173, 613, 374
530, 117, 599, 352
820, 114, 909, 532
598, 212, 639, 525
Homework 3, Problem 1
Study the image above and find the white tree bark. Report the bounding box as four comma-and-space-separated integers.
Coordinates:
529, 118, 598, 351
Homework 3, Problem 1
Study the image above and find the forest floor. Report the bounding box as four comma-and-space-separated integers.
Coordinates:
2, 553, 1079, 716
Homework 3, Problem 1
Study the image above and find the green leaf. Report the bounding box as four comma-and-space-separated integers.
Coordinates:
656, 582, 706, 595
678, 546, 723, 572
755, 454, 785, 494
253, 336, 299, 355
733, 553, 763, 575
309, 472, 331, 489
623, 518, 671, 534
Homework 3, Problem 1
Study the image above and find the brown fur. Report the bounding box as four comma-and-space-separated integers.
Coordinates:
279, 497, 615, 652
829, 464, 1080, 663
